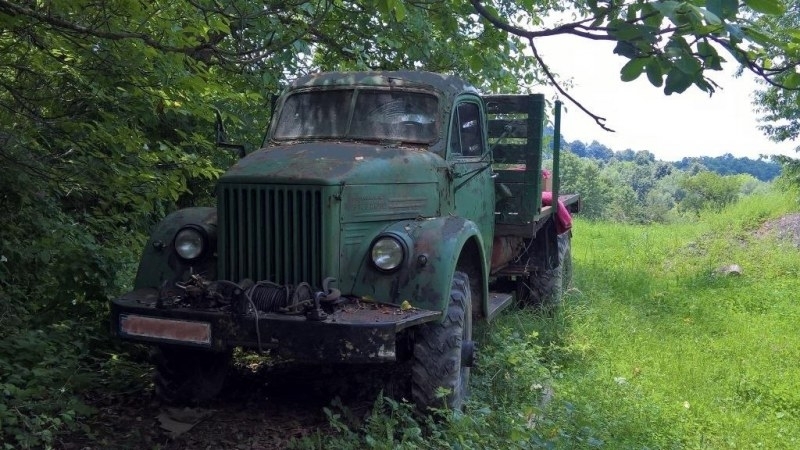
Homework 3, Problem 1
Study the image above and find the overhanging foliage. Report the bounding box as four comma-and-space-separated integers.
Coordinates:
0, 0, 796, 447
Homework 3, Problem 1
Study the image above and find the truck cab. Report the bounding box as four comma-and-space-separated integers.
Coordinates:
111, 71, 579, 411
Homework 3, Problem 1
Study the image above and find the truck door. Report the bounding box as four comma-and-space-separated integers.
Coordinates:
448, 98, 494, 254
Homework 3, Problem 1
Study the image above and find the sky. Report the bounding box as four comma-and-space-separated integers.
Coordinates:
533, 35, 799, 162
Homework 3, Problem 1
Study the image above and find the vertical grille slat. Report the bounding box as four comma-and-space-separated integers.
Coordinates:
255, 189, 265, 279
236, 187, 246, 279
292, 190, 301, 281
246, 187, 255, 277
280, 189, 289, 283
312, 190, 322, 284
219, 184, 324, 286
300, 191, 309, 282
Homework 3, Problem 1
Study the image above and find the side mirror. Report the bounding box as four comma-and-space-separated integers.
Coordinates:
215, 110, 246, 158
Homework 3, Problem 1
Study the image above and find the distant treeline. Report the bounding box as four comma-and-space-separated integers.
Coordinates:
549, 130, 782, 182
672, 154, 780, 182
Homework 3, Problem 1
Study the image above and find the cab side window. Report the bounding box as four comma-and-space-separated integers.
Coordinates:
449, 102, 484, 158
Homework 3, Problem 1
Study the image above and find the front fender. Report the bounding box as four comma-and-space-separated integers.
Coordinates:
351, 216, 485, 314
133, 207, 217, 289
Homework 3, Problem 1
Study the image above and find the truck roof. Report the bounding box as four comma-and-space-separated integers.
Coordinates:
288, 71, 480, 100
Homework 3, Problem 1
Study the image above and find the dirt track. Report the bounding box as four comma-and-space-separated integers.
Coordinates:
62, 362, 403, 449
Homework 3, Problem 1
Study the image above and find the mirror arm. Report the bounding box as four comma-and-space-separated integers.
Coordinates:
215, 109, 246, 158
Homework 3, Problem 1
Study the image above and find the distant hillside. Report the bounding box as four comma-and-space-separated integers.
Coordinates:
546, 127, 782, 182
673, 154, 780, 182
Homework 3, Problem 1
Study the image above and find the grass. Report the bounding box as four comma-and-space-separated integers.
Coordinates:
294, 189, 800, 449
541, 190, 800, 449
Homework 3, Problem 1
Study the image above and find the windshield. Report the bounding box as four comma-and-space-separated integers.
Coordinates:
273, 89, 439, 143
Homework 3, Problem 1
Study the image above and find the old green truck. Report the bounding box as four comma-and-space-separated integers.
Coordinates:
111, 71, 580, 410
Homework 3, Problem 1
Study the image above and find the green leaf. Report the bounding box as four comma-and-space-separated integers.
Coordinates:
689, 5, 721, 25
609, 20, 643, 40
646, 59, 663, 87
744, 0, 786, 15
620, 58, 647, 82
706, 0, 739, 19
641, 3, 664, 28
697, 41, 724, 70
613, 41, 639, 58
697, 41, 717, 58
388, 0, 407, 21
664, 67, 695, 95
468, 54, 483, 72
694, 77, 716, 94
652, 1, 680, 17
783, 72, 800, 89
590, 9, 608, 28
742, 27, 777, 46
725, 23, 745, 44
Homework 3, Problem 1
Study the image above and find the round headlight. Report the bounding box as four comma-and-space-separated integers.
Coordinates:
174, 227, 205, 260
371, 236, 405, 271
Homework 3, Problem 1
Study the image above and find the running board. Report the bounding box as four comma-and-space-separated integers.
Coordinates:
487, 292, 514, 321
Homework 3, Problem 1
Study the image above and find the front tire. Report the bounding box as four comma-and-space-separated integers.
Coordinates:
411, 271, 473, 411
152, 345, 231, 405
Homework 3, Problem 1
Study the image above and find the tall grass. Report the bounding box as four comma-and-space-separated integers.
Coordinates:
538, 189, 800, 448
294, 189, 800, 449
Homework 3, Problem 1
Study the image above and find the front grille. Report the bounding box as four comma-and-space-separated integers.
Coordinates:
218, 184, 324, 286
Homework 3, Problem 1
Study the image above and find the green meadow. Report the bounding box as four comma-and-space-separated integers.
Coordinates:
297, 189, 800, 449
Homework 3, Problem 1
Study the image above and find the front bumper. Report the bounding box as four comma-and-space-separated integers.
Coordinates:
111, 288, 440, 363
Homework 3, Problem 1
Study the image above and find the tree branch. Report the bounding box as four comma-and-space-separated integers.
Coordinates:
528, 38, 614, 132
470, 0, 616, 40
468, 1, 614, 131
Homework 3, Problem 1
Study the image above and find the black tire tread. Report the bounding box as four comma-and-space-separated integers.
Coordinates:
411, 271, 471, 411
519, 232, 571, 307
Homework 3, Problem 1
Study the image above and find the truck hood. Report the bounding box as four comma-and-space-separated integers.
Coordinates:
220, 142, 444, 185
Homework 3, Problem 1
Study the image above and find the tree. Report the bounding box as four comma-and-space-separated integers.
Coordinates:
654, 161, 674, 179
753, 3, 800, 144
616, 149, 636, 162
568, 139, 588, 157
471, 0, 798, 131
750, 4, 800, 187
587, 140, 614, 161
634, 150, 656, 165
560, 150, 614, 219
679, 171, 743, 214
674, 155, 780, 181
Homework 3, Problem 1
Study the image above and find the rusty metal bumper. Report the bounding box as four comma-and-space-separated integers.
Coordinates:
110, 288, 441, 363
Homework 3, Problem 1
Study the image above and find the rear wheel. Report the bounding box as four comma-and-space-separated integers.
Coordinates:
152, 345, 231, 405
518, 232, 571, 308
560, 232, 573, 290
411, 271, 473, 411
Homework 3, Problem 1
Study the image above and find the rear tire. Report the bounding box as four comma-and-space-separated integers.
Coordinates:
411, 271, 473, 411
560, 232, 573, 290
518, 232, 571, 308
152, 346, 231, 405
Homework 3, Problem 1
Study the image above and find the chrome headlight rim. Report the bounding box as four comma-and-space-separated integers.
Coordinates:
174, 225, 208, 261
370, 234, 406, 272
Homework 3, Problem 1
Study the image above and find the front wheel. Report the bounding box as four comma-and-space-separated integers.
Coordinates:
411, 271, 473, 411
152, 345, 231, 405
